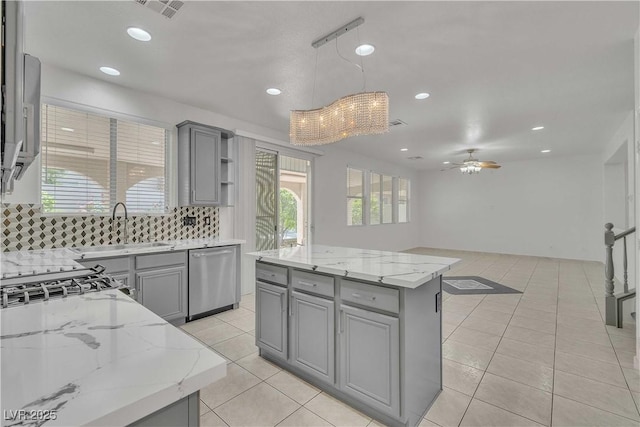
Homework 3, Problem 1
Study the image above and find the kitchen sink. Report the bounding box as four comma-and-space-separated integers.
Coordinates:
71, 242, 173, 254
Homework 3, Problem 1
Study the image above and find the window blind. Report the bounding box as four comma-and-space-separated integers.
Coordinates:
117, 120, 167, 214
41, 105, 111, 214
347, 167, 364, 226
41, 104, 167, 215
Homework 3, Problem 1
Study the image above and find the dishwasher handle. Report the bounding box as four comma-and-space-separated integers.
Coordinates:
191, 250, 234, 258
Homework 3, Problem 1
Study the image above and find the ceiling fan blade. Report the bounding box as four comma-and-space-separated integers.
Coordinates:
480, 164, 501, 169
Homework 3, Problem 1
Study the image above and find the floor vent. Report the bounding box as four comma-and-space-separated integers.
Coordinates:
134, 0, 184, 19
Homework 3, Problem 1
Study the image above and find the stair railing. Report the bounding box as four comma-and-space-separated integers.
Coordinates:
604, 223, 636, 327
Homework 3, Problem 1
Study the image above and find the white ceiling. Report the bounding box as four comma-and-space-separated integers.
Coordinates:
24, 1, 638, 170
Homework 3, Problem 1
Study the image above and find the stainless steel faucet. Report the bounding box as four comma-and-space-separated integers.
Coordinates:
111, 202, 129, 244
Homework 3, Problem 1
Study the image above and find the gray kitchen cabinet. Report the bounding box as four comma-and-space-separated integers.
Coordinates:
254, 259, 443, 427
339, 304, 400, 417
290, 290, 334, 383
256, 280, 288, 360
177, 121, 235, 207
136, 266, 187, 322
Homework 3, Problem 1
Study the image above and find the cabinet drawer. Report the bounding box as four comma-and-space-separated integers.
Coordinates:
79, 256, 130, 274
292, 270, 334, 298
340, 280, 399, 314
256, 263, 287, 286
136, 251, 186, 270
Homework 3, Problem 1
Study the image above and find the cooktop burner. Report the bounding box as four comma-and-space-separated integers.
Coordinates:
0, 265, 128, 308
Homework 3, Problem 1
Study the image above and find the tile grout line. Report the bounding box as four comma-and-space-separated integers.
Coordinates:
578, 263, 640, 418
451, 257, 541, 426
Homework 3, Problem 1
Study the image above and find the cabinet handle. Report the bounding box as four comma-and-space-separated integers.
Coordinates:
297, 280, 317, 288
351, 293, 376, 302
289, 294, 293, 317
281, 293, 286, 314
192, 250, 233, 258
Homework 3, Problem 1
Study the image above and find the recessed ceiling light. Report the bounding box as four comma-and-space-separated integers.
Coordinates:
355, 44, 375, 56
541, 149, 551, 153
266, 88, 281, 96
100, 66, 120, 76
151, 141, 161, 146
400, 148, 409, 152
443, 161, 450, 164
61, 127, 74, 132
127, 27, 152, 42
532, 126, 544, 131
415, 92, 430, 100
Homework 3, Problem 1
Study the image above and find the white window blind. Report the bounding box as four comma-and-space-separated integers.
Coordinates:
41, 104, 167, 214
117, 120, 167, 214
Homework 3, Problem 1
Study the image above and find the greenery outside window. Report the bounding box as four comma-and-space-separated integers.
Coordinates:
41, 104, 168, 215
347, 167, 364, 226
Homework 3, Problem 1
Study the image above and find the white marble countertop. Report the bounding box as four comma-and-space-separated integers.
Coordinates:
248, 245, 460, 288
1, 238, 245, 278
1, 290, 227, 426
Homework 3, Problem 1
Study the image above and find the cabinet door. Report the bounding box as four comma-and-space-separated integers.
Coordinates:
137, 266, 187, 321
290, 291, 334, 383
190, 127, 221, 205
256, 281, 287, 360
339, 304, 400, 417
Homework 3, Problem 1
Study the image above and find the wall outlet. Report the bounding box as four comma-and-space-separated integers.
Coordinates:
204, 217, 211, 226
182, 216, 196, 226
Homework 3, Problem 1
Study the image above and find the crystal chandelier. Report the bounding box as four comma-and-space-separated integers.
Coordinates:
290, 18, 389, 146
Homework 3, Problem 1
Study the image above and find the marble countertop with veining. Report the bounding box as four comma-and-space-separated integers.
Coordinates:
0, 238, 245, 278
248, 245, 460, 288
1, 290, 226, 426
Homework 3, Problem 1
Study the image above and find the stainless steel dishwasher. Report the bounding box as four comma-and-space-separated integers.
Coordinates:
188, 246, 239, 320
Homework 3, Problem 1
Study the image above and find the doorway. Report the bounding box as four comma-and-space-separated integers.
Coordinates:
255, 149, 312, 251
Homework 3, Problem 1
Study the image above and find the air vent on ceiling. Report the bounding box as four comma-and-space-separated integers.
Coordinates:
407, 156, 423, 160
134, 0, 184, 19
389, 119, 407, 128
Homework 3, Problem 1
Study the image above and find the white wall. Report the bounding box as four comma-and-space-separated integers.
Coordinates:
417, 154, 603, 261
313, 145, 421, 252
4, 63, 289, 205
634, 28, 639, 369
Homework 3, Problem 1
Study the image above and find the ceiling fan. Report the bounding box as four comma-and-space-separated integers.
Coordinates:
443, 149, 502, 174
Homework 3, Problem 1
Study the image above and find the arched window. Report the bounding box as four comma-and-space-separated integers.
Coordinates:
126, 177, 166, 213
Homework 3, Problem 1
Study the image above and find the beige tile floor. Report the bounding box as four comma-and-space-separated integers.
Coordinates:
180, 248, 639, 427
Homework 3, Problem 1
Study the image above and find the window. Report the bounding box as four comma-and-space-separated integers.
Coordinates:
397, 177, 410, 223
41, 104, 168, 214
347, 167, 364, 226
347, 168, 410, 225
370, 172, 393, 224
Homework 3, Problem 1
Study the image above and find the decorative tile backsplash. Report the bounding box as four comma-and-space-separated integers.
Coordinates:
1, 204, 219, 252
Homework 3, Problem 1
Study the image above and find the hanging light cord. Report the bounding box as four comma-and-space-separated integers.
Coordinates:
311, 48, 319, 108
334, 33, 366, 92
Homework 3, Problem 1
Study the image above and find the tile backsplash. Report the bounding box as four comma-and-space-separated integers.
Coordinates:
1, 204, 219, 252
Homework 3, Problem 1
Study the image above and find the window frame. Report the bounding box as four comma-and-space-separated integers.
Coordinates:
347, 166, 366, 227
40, 100, 172, 216
347, 166, 411, 226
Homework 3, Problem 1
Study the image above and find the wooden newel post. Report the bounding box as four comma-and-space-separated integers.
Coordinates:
604, 223, 615, 298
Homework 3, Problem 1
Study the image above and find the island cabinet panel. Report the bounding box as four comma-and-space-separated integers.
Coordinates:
256, 281, 288, 359
339, 304, 400, 417
136, 266, 187, 322
290, 291, 335, 383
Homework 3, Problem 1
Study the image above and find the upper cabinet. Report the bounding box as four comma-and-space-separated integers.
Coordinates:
177, 121, 236, 206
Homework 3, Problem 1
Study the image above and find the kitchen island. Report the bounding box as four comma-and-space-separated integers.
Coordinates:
248, 245, 460, 427
0, 289, 226, 426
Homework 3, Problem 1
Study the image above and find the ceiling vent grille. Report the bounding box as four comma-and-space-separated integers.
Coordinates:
134, 0, 184, 19
389, 119, 407, 128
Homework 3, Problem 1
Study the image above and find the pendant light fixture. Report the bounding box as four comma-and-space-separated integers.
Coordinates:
290, 17, 389, 146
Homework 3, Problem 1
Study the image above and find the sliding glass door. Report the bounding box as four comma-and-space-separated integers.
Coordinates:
255, 149, 312, 250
